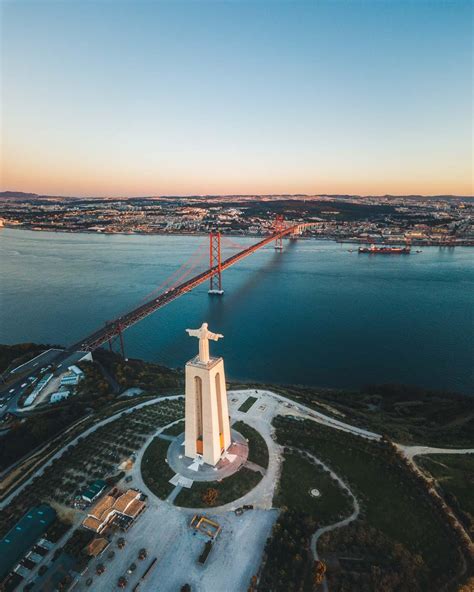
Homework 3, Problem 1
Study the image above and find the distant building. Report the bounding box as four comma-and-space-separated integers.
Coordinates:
0, 504, 56, 583
82, 489, 146, 534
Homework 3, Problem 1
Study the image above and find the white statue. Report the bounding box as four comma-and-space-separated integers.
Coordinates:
186, 322, 223, 364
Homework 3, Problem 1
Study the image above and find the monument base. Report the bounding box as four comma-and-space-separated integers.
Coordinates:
167, 430, 249, 482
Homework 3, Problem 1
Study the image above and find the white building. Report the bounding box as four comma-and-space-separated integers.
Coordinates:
50, 391, 70, 404
60, 365, 84, 387
23, 373, 53, 407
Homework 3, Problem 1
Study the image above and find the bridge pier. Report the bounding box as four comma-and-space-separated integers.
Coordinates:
118, 324, 126, 359
104, 321, 126, 358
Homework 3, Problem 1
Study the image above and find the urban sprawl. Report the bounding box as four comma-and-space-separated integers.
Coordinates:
1, 192, 473, 246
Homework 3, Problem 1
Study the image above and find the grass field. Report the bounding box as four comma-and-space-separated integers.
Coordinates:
140, 436, 175, 499
174, 466, 261, 508
232, 421, 269, 468
273, 416, 461, 584
253, 383, 474, 447
275, 451, 353, 525
238, 396, 258, 413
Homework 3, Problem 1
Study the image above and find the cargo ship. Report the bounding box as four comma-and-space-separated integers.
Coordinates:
358, 243, 411, 254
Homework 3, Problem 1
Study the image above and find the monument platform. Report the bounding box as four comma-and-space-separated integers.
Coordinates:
167, 429, 249, 482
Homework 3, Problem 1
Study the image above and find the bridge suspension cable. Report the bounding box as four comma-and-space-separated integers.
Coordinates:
69, 220, 316, 353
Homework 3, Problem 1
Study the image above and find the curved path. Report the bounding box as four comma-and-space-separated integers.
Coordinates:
285, 448, 360, 592
0, 395, 183, 509
4, 388, 473, 511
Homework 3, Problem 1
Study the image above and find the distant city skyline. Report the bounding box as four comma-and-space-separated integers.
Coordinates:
1, 0, 472, 197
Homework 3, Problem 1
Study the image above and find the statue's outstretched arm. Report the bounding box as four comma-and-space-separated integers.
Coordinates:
208, 332, 223, 341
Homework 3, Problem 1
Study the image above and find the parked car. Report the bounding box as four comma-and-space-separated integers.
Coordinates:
127, 563, 137, 574
138, 548, 147, 560
117, 537, 126, 549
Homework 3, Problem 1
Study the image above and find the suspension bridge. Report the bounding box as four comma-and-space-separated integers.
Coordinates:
68, 217, 315, 357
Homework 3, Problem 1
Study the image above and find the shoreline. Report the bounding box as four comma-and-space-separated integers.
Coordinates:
2, 225, 473, 247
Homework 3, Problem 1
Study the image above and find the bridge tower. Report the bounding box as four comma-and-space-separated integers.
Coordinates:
105, 321, 126, 359
208, 231, 224, 295
273, 214, 285, 250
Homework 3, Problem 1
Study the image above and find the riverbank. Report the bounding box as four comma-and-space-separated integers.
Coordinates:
2, 223, 474, 247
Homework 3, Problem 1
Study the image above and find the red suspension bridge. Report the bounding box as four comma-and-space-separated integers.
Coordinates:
69, 219, 316, 356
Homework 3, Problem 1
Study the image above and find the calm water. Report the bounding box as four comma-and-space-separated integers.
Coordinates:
0, 229, 473, 394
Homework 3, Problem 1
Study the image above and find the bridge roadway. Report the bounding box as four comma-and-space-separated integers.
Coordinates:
70, 224, 309, 352
0, 224, 310, 407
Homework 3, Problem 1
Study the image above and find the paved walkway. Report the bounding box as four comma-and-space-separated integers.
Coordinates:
167, 430, 249, 482
397, 444, 474, 460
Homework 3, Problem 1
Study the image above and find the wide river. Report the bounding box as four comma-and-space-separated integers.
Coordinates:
0, 229, 472, 394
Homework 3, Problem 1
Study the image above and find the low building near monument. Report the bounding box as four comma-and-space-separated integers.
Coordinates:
80, 479, 108, 504
82, 488, 146, 534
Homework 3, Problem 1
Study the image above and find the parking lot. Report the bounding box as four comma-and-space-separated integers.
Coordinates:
70, 390, 287, 592
74, 496, 277, 592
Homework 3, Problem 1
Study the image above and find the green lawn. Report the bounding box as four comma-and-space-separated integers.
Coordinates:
232, 421, 269, 468
238, 396, 258, 413
140, 436, 175, 499
275, 451, 353, 526
174, 467, 261, 508
273, 416, 462, 585
267, 383, 474, 447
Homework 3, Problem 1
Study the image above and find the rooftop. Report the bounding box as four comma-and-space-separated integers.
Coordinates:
0, 504, 56, 581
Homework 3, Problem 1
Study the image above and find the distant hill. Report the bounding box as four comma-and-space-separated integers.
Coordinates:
0, 190, 472, 202
0, 191, 39, 199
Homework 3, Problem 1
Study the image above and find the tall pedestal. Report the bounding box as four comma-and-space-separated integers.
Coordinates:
184, 356, 231, 466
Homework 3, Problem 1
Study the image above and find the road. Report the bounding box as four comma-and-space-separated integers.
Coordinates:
397, 444, 474, 460
0, 348, 88, 417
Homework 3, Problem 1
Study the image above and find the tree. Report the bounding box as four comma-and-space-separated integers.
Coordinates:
202, 488, 218, 506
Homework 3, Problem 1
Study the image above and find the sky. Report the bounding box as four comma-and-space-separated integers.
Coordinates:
1, 0, 472, 197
